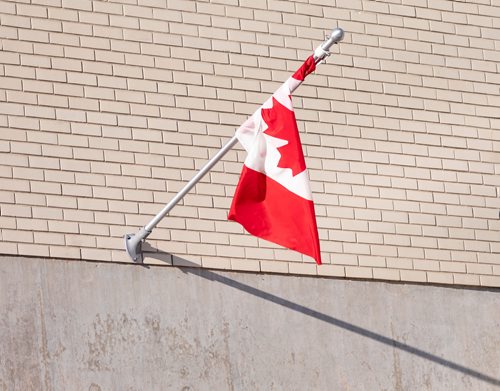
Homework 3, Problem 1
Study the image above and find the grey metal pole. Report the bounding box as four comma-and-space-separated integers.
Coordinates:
124, 27, 345, 263
124, 135, 239, 262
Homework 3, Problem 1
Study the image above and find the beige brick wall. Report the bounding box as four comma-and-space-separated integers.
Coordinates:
0, 0, 499, 287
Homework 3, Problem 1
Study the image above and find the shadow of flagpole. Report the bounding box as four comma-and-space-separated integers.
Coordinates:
142, 251, 500, 387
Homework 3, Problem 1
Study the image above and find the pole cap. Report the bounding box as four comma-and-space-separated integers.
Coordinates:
321, 27, 345, 51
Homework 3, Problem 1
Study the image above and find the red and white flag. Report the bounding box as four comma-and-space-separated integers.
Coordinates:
228, 56, 321, 264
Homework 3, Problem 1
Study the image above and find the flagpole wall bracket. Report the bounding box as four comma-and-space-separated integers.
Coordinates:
124, 227, 151, 263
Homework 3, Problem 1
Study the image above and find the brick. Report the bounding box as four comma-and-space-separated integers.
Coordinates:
77, 197, 108, 211
17, 243, 50, 257
480, 274, 500, 287
373, 268, 400, 281
25, 105, 57, 119
48, 245, 80, 259
400, 270, 427, 283
427, 272, 454, 284
9, 116, 41, 131
13, 167, 44, 181
230, 258, 260, 272
345, 266, 373, 279
79, 247, 111, 262
285, 261, 317, 276
256, 260, 287, 274
1, 202, 32, 217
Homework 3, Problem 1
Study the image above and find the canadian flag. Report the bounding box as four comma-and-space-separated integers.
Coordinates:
228, 56, 321, 264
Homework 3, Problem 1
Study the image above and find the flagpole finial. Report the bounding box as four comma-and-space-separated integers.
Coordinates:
314, 27, 345, 63
323, 28, 345, 51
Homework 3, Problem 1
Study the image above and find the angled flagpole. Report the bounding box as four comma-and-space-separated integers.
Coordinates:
124, 27, 345, 263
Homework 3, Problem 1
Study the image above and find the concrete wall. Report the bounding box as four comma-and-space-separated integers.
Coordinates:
0, 0, 500, 287
1, 256, 499, 390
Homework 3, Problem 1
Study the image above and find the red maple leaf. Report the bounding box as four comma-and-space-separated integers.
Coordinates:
262, 97, 306, 177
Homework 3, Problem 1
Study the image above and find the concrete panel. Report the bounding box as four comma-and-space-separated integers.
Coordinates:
0, 256, 499, 390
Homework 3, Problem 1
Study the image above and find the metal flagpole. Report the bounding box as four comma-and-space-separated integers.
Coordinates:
124, 27, 345, 263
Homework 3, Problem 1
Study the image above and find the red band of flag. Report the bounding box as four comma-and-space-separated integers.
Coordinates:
229, 55, 322, 264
